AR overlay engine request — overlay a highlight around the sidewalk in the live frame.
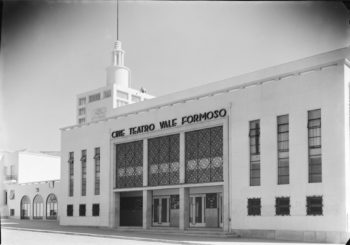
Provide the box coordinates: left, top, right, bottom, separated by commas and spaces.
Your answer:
0, 219, 342, 245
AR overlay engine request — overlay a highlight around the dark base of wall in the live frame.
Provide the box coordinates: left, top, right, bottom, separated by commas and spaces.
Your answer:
233, 229, 349, 244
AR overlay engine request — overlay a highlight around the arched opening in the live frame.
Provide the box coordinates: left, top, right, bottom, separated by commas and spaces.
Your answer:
46, 193, 58, 220
33, 194, 44, 219
20, 196, 31, 219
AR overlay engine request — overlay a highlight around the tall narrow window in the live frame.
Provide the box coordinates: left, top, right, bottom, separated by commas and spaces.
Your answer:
67, 204, 73, 216
92, 204, 100, 216
68, 152, 74, 196
79, 204, 86, 216
277, 115, 289, 184
81, 150, 87, 196
94, 147, 100, 195
308, 109, 322, 183
249, 120, 260, 186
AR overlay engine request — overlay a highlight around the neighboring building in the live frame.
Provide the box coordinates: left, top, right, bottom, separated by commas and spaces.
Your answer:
60, 41, 350, 243
0, 150, 60, 220
76, 41, 153, 125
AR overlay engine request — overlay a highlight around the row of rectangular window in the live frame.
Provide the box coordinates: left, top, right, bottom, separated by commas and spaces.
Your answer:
247, 196, 323, 216
249, 109, 321, 186
66, 203, 99, 217
68, 148, 100, 197
78, 90, 112, 106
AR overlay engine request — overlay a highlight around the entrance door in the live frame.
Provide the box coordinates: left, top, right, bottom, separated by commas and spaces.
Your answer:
189, 195, 205, 227
153, 196, 170, 226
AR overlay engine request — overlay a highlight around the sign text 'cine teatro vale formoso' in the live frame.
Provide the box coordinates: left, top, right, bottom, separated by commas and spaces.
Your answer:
111, 108, 227, 138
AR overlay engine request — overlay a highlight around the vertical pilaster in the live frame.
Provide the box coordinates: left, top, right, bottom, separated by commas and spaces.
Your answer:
143, 139, 148, 186
114, 192, 120, 228
179, 132, 185, 183
223, 116, 230, 232
179, 187, 189, 230
143, 190, 152, 229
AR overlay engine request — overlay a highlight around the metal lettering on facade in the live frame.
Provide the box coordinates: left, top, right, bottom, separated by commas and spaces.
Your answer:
111, 108, 227, 138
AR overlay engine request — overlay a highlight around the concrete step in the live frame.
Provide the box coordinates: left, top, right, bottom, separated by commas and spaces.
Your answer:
117, 226, 239, 238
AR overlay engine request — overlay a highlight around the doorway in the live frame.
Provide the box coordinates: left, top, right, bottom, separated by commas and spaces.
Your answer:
153, 196, 170, 226
189, 194, 205, 227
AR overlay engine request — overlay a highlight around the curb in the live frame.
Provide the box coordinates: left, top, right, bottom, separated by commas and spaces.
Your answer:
3, 226, 209, 245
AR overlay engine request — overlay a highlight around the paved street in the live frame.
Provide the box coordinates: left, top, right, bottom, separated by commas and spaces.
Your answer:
0, 219, 344, 245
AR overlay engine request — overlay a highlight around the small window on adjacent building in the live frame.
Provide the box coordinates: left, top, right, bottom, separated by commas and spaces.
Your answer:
10, 209, 14, 216
247, 198, 261, 216
78, 108, 86, 116
88, 93, 101, 103
67, 204, 73, 216
78, 97, 86, 106
103, 90, 111, 98
275, 197, 290, 216
79, 204, 86, 216
92, 204, 100, 216
249, 120, 260, 186
78, 118, 86, 125
131, 95, 141, 103
116, 90, 128, 100
306, 196, 323, 215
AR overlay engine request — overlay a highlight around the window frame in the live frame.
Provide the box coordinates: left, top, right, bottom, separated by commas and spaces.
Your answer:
307, 109, 322, 183
247, 198, 261, 216
306, 196, 323, 216
67, 204, 73, 217
79, 204, 86, 217
275, 197, 290, 216
249, 120, 260, 186
92, 204, 100, 216
94, 147, 101, 195
81, 150, 87, 196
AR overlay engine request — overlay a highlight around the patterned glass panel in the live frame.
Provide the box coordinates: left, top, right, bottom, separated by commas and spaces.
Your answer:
185, 126, 223, 183
148, 134, 180, 186
116, 140, 143, 188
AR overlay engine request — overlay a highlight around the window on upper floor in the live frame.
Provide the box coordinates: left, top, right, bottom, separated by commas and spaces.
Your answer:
104, 90, 112, 98
94, 147, 100, 195
277, 115, 289, 185
88, 93, 101, 103
249, 120, 260, 186
78, 108, 86, 116
308, 109, 322, 183
116, 90, 128, 100
78, 97, 86, 106
131, 95, 141, 103
81, 150, 87, 196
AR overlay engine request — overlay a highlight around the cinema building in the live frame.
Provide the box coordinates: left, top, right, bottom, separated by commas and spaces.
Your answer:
60, 42, 350, 243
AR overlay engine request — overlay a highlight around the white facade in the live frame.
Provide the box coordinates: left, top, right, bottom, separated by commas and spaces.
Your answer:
60, 47, 350, 243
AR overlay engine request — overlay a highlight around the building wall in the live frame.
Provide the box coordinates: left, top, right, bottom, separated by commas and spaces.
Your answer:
60, 49, 349, 238
5, 180, 60, 220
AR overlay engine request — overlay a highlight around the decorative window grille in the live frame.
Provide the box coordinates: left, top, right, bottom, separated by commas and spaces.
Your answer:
247, 198, 261, 216
275, 197, 290, 215
116, 141, 143, 188
79, 204, 86, 216
148, 134, 180, 186
306, 196, 323, 215
185, 126, 223, 183
308, 109, 322, 183
67, 204, 73, 216
277, 115, 289, 185
92, 204, 100, 216
68, 152, 74, 196
94, 147, 100, 195
81, 150, 87, 196
249, 120, 260, 186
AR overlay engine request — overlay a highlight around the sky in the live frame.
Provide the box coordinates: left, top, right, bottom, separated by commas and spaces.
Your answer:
0, 1, 349, 152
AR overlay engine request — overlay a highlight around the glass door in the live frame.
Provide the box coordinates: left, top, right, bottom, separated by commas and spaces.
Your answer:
153, 196, 170, 226
189, 194, 205, 227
